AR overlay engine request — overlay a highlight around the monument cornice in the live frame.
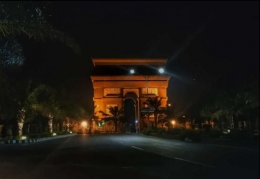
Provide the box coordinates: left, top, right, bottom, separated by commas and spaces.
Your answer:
92, 58, 167, 66
91, 75, 170, 81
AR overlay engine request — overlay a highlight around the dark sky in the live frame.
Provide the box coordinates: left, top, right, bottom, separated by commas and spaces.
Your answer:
22, 1, 259, 115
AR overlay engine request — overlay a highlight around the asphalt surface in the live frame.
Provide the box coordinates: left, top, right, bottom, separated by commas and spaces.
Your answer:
0, 134, 258, 179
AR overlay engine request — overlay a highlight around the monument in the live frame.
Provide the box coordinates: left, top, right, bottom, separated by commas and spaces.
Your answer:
90, 58, 170, 132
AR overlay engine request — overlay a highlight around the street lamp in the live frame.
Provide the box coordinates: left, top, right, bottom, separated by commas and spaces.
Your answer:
171, 120, 176, 128
81, 121, 87, 127
158, 68, 164, 74
130, 69, 135, 74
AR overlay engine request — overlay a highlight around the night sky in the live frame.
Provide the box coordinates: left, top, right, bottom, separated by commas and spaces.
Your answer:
22, 1, 259, 115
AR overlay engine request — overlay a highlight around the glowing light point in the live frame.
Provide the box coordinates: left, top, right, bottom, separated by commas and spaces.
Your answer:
21, 136, 26, 140
171, 120, 176, 125
82, 121, 87, 127
158, 68, 164, 74
130, 69, 135, 74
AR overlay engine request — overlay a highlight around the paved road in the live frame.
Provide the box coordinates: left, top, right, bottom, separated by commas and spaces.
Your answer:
0, 134, 258, 179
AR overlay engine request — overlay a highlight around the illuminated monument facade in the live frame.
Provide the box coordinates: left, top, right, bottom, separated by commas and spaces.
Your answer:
90, 58, 170, 132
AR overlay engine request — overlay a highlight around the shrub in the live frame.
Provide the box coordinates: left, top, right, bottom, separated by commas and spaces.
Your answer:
157, 128, 166, 135
94, 130, 100, 134
142, 127, 154, 135
230, 129, 251, 140
41, 132, 53, 138
209, 129, 223, 138
167, 128, 182, 135
56, 131, 69, 135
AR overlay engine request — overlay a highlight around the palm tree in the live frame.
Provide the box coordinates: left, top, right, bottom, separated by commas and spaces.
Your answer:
146, 96, 162, 128
27, 85, 60, 133
86, 104, 99, 134
0, 2, 80, 54
200, 105, 215, 129
0, 2, 81, 137
99, 106, 124, 133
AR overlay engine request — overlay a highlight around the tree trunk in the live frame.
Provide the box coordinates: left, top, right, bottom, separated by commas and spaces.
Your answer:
154, 112, 158, 128
66, 117, 70, 132
114, 119, 118, 133
59, 120, 63, 131
48, 114, 53, 133
17, 109, 25, 137
17, 119, 24, 137
0, 125, 3, 139
219, 118, 223, 131
88, 119, 92, 134
6, 124, 13, 139
233, 115, 238, 129
229, 116, 234, 129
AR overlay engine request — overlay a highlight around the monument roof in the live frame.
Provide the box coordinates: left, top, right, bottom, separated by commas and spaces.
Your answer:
92, 58, 167, 66
91, 65, 167, 76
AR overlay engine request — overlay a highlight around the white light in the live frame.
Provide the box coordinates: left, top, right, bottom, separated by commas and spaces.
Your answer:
52, 133, 57, 136
135, 120, 138, 123
130, 69, 135, 74
158, 68, 164, 74
21, 136, 26, 140
70, 131, 72, 134
82, 121, 87, 127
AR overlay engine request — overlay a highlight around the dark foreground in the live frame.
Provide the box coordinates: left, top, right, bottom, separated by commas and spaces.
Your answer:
0, 134, 258, 179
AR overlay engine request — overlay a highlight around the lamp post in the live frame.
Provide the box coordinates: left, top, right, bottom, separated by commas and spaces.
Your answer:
81, 121, 87, 134
171, 120, 176, 129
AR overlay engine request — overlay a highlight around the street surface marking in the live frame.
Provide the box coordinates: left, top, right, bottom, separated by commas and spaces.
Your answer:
174, 157, 215, 168
131, 146, 144, 150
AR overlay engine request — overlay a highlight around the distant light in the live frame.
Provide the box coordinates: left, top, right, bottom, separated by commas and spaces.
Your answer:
183, 116, 185, 118
21, 136, 26, 140
168, 103, 171, 107
82, 121, 87, 127
130, 69, 135, 74
158, 68, 164, 74
227, 130, 230, 133
171, 120, 176, 125
135, 120, 138, 123
52, 133, 57, 136
70, 131, 72, 134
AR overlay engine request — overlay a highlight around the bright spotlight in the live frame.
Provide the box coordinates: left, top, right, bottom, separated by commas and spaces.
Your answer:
158, 68, 164, 74
81, 121, 87, 127
130, 69, 135, 74
171, 120, 176, 125
21, 136, 27, 140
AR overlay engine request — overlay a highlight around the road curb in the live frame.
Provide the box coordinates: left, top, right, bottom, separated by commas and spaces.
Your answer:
0, 134, 76, 145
